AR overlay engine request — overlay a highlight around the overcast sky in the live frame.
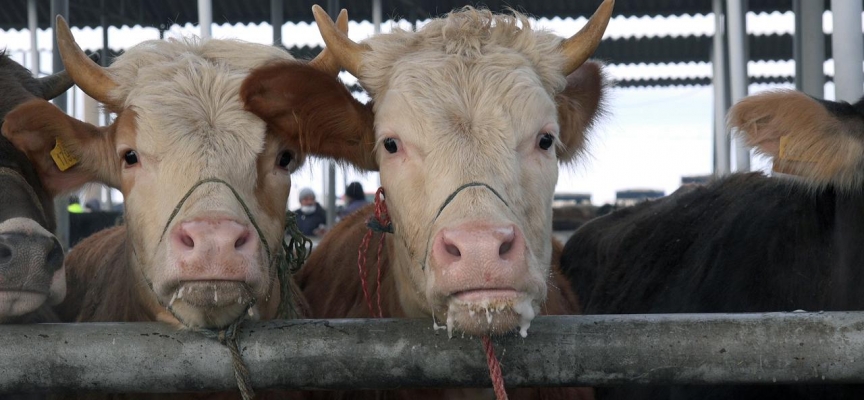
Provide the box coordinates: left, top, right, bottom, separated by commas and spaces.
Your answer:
0, 10, 845, 209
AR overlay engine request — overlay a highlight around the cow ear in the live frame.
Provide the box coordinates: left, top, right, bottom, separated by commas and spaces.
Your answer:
556, 61, 607, 163
242, 61, 378, 171
729, 90, 864, 189
1, 99, 110, 196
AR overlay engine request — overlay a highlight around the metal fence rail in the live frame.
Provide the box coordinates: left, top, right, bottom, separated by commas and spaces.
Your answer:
2, 312, 864, 393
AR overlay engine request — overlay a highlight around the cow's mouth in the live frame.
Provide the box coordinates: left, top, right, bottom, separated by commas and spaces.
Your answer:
0, 291, 48, 318
170, 280, 253, 309
441, 289, 536, 338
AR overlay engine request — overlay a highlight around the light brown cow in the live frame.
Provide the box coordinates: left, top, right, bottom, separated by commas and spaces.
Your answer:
243, 2, 612, 398
3, 10, 345, 331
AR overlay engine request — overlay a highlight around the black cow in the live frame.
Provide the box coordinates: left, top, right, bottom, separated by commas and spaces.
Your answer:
0, 51, 82, 323
562, 90, 864, 399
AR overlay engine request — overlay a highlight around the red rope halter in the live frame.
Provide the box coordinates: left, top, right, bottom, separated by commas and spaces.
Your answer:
356, 187, 508, 399
357, 187, 390, 318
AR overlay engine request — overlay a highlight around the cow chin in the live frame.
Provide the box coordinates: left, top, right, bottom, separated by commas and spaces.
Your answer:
166, 281, 257, 329
436, 291, 539, 338
0, 292, 47, 320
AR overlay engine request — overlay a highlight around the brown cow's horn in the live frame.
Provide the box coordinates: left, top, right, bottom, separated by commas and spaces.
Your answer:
55, 16, 118, 104
560, 0, 614, 75
312, 5, 369, 78
308, 9, 349, 76
36, 70, 74, 101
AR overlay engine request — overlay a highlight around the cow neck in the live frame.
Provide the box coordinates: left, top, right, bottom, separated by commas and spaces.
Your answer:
831, 188, 864, 309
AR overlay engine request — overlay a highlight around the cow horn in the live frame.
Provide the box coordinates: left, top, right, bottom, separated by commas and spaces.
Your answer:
308, 9, 349, 76
560, 0, 614, 75
37, 53, 99, 101
55, 16, 118, 104
312, 5, 369, 78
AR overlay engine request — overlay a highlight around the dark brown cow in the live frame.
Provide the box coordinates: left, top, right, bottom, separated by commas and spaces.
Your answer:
242, 1, 613, 397
0, 51, 83, 324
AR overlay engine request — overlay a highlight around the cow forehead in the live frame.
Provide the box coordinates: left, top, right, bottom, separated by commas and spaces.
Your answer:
360, 8, 568, 102
105, 39, 290, 181
377, 64, 558, 146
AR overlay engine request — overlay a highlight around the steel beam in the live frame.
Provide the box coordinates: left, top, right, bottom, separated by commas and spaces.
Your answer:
50, 0, 70, 250
712, 0, 730, 177
27, 0, 39, 75
793, 0, 825, 98
831, 0, 864, 102
727, 0, 750, 172
3, 313, 864, 392
198, 0, 212, 39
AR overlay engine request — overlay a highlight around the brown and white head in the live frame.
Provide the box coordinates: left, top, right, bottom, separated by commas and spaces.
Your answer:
2, 15, 347, 329
730, 90, 864, 191
245, 2, 612, 337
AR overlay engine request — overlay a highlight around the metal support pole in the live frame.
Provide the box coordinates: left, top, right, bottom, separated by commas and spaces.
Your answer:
325, 0, 340, 228
712, 0, 730, 177
271, 0, 283, 48
197, 0, 212, 39
4, 313, 864, 392
27, 0, 39, 75
50, 0, 69, 250
727, 0, 749, 172
793, 0, 825, 98
831, 0, 864, 103
373, 0, 382, 34
100, 0, 109, 67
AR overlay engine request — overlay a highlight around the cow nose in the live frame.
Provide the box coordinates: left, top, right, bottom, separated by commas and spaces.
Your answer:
432, 223, 524, 266
0, 233, 61, 271
173, 219, 257, 256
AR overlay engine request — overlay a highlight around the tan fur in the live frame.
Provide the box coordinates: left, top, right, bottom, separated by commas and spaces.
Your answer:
729, 90, 864, 191
246, 8, 607, 397
4, 34, 315, 325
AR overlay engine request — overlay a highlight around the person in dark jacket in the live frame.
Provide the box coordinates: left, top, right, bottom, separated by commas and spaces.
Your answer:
293, 188, 327, 237
338, 181, 369, 220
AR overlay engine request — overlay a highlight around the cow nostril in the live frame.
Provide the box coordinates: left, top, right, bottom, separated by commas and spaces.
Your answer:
234, 232, 249, 249
499, 240, 513, 256
0, 243, 11, 263
445, 243, 461, 257
181, 234, 194, 249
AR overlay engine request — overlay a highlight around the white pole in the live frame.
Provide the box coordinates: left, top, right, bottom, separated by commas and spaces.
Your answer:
727, 0, 750, 172
831, 0, 864, 103
197, 0, 212, 39
712, 0, 730, 177
793, 0, 825, 98
28, 0, 39, 75
373, 0, 382, 34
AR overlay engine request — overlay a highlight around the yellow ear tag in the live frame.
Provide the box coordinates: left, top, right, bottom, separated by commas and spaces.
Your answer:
50, 138, 78, 172
777, 135, 814, 162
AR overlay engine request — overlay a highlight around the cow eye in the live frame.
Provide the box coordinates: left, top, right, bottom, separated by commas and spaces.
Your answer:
123, 150, 139, 166
383, 138, 399, 154
277, 151, 293, 169
538, 133, 555, 151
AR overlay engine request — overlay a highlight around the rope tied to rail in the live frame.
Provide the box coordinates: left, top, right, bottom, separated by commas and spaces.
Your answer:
358, 187, 391, 318
155, 178, 312, 399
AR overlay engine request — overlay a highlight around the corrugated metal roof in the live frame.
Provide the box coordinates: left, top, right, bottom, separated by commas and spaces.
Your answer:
287, 33, 824, 66
0, 0, 818, 31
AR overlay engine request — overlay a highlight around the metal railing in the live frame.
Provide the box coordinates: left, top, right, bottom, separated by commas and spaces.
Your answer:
2, 311, 864, 393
